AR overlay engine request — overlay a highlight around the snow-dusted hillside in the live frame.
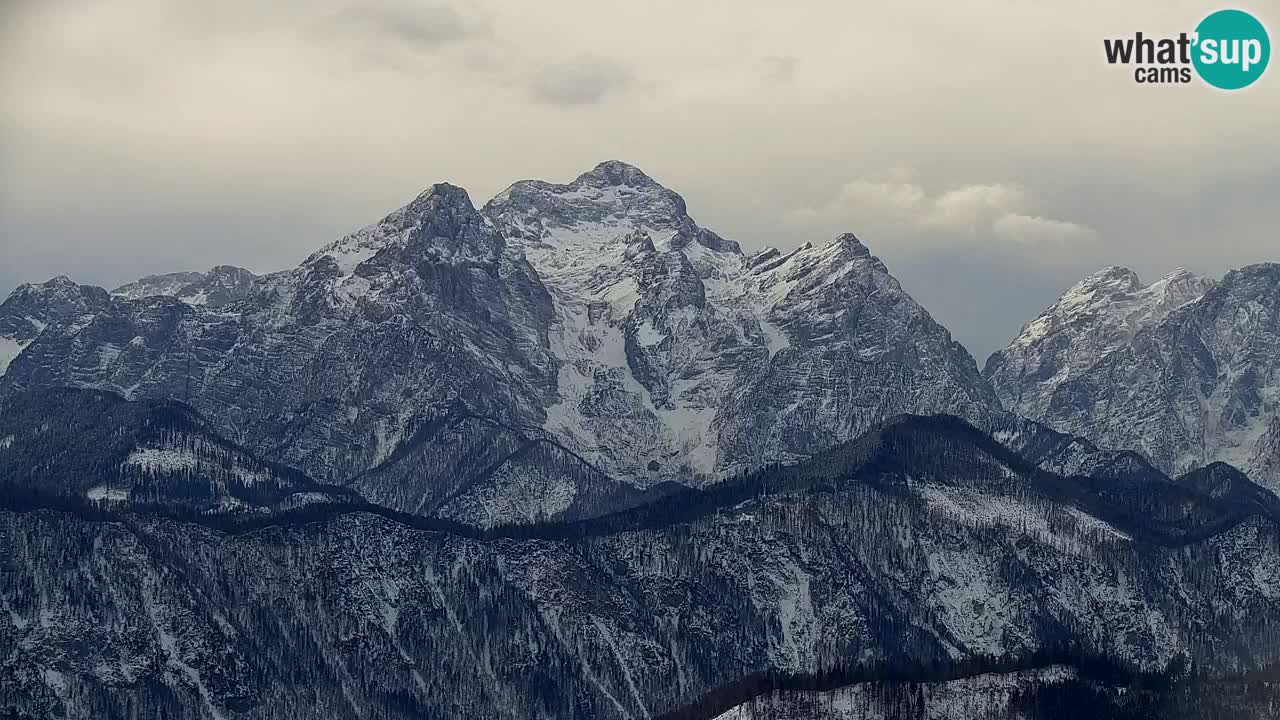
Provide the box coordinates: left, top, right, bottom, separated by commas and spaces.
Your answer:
3, 413, 1278, 720
0, 387, 353, 513
986, 263, 1280, 491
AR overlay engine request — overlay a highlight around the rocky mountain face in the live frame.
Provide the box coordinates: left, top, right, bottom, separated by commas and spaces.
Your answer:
2, 404, 1278, 720
986, 264, 1280, 492
0, 162, 999, 519
0, 276, 110, 375
1, 185, 563, 508
985, 266, 1217, 420
484, 163, 996, 482
113, 265, 259, 307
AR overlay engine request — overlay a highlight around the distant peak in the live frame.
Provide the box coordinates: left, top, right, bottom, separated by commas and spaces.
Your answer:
207, 264, 253, 276
1086, 265, 1138, 281
14, 275, 87, 297
409, 182, 476, 209
399, 183, 485, 224
574, 160, 660, 188
1227, 262, 1280, 282
1073, 266, 1142, 292
1069, 266, 1214, 302
828, 232, 871, 257
1152, 267, 1216, 293
1214, 262, 1280, 300
303, 181, 494, 274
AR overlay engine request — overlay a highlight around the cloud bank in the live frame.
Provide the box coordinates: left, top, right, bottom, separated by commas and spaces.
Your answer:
793, 175, 1097, 247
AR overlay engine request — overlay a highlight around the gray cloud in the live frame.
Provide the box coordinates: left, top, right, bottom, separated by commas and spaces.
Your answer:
761, 56, 798, 84
328, 3, 485, 51
527, 56, 633, 107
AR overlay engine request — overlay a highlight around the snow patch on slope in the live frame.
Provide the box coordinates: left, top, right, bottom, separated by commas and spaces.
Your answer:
0, 336, 30, 376
925, 548, 1018, 656
758, 317, 790, 357
508, 203, 911, 483
917, 482, 1132, 549
87, 485, 130, 502
124, 448, 201, 474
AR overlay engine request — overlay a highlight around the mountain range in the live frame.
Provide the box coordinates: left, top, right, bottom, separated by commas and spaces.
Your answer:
0, 162, 1005, 521
0, 161, 1277, 718
987, 263, 1279, 490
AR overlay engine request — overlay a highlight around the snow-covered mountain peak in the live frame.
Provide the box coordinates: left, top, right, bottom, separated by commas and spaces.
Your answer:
401, 180, 478, 213
0, 277, 111, 376
8, 275, 102, 304
985, 265, 1216, 400
1, 277, 109, 339
573, 159, 664, 189
998, 266, 1214, 357
30, 275, 77, 290
986, 261, 1278, 491
1054, 265, 1208, 315
1225, 261, 1280, 287
484, 161, 741, 259
482, 165, 995, 481
831, 231, 871, 255
308, 181, 501, 278
113, 265, 258, 306
113, 272, 207, 301
1077, 264, 1141, 287
3, 165, 999, 494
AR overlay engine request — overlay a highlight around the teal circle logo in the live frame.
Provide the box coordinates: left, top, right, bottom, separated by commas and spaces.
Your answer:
1192, 9, 1270, 89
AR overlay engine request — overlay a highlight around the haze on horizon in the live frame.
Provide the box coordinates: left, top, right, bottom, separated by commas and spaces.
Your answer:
2, 0, 1277, 360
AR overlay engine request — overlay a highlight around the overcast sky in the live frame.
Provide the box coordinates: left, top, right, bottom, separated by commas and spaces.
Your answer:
2, 0, 1277, 361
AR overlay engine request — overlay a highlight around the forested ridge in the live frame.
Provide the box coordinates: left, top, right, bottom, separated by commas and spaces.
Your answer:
3, 389, 1280, 719
4, 408, 1276, 549
654, 643, 1280, 720
662, 664, 1280, 720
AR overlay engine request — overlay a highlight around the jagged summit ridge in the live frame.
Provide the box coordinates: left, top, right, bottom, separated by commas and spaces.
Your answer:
0, 277, 110, 376
306, 182, 500, 278
986, 265, 1214, 393
0, 161, 1003, 500
113, 265, 258, 307
987, 261, 1279, 491
574, 159, 665, 189
485, 160, 741, 256
481, 162, 997, 481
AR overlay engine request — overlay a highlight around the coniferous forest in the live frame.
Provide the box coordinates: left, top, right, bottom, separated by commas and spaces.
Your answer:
2, 388, 1279, 719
